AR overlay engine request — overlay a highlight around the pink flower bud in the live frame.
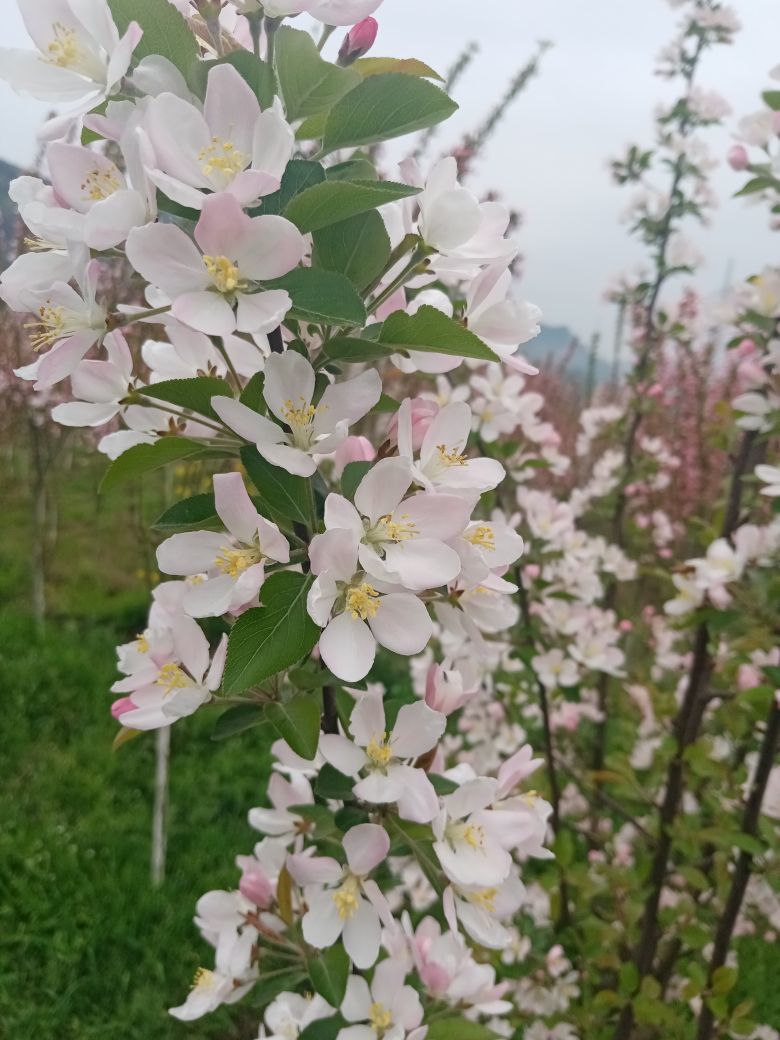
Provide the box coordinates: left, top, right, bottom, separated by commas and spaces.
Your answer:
727, 144, 749, 171
111, 696, 136, 721
388, 397, 438, 451
735, 338, 757, 358
239, 869, 274, 908
619, 619, 634, 633
338, 17, 378, 65
647, 382, 663, 398
425, 662, 477, 715
523, 563, 541, 580
332, 435, 376, 478
737, 663, 761, 691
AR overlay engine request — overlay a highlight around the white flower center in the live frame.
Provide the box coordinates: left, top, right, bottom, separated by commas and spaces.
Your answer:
156, 663, 193, 697
345, 583, 380, 621
215, 544, 263, 577
46, 22, 81, 68
367, 513, 417, 545
331, 875, 361, 920
82, 166, 121, 202
436, 443, 468, 468
466, 525, 495, 550
365, 732, 393, 768
369, 1002, 393, 1035
203, 255, 244, 294
198, 137, 248, 186
24, 302, 86, 351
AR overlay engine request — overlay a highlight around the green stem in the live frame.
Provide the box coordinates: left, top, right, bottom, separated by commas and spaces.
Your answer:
367, 249, 429, 317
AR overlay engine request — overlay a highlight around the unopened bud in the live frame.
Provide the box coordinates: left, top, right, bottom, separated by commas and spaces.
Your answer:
727, 144, 749, 171
239, 869, 274, 908
337, 17, 378, 65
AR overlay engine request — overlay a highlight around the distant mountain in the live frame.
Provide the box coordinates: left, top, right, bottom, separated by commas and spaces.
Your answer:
524, 323, 614, 386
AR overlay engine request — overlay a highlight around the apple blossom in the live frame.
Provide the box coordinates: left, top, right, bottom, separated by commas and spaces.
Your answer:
260, 993, 334, 1040
287, 823, 390, 968
339, 960, 425, 1040
156, 472, 290, 617
320, 691, 446, 822
213, 350, 381, 477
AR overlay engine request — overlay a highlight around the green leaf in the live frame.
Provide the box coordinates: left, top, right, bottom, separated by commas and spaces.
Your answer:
308, 944, 349, 1005
388, 817, 443, 896
285, 180, 420, 234
326, 158, 378, 181
314, 763, 355, 801
735, 175, 779, 198
193, 51, 275, 107
266, 691, 322, 760
140, 377, 233, 421
260, 160, 326, 216
425, 1021, 499, 1040
354, 57, 443, 80
100, 437, 218, 493
223, 572, 321, 694
341, 461, 372, 501
240, 371, 265, 412
321, 73, 457, 153
762, 90, 780, 111
268, 268, 366, 326
299, 1017, 343, 1040
313, 211, 391, 290
241, 446, 313, 528
107, 0, 198, 76
379, 305, 498, 361
372, 393, 400, 413
274, 26, 360, 121
152, 493, 219, 532
211, 703, 267, 741
712, 966, 738, 995
322, 337, 394, 364
251, 969, 307, 1008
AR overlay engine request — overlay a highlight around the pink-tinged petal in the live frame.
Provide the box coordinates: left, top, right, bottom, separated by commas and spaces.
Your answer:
336, 1027, 374, 1040
309, 528, 359, 581
302, 890, 344, 948
213, 471, 259, 544
353, 770, 405, 804
383, 539, 462, 591
257, 515, 290, 563
313, 369, 381, 437
390, 701, 446, 758
343, 822, 389, 876
319, 733, 367, 777
235, 288, 291, 334
402, 492, 472, 540
343, 898, 381, 969
340, 975, 372, 1023
106, 21, 143, 91
125, 222, 208, 297
146, 168, 207, 210
236, 214, 306, 280
211, 396, 283, 445
369, 593, 432, 656
392, 764, 440, 823
263, 351, 315, 423
444, 778, 497, 820
172, 291, 236, 336
51, 401, 118, 427
34, 331, 99, 389
84, 189, 148, 250
204, 63, 260, 153
206, 633, 228, 690
182, 575, 238, 618
194, 192, 250, 257
420, 401, 471, 465
349, 692, 386, 747
287, 852, 342, 886
227, 169, 280, 207
258, 442, 317, 477
0, 50, 98, 101
251, 102, 295, 183
371, 959, 406, 1010
145, 92, 210, 187
441, 457, 505, 492
319, 612, 376, 683
324, 494, 363, 537
353, 457, 411, 525
172, 614, 211, 681
156, 530, 226, 575
47, 143, 125, 214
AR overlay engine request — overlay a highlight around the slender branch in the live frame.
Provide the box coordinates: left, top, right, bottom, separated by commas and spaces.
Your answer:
695, 701, 780, 1040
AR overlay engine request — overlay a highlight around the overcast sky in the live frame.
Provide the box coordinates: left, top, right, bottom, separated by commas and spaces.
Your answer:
0, 0, 777, 348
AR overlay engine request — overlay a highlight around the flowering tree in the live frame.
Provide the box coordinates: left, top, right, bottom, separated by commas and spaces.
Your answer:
1, 1, 778, 1039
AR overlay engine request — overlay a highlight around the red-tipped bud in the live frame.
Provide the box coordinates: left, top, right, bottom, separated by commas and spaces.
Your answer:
338, 17, 378, 65
727, 144, 749, 171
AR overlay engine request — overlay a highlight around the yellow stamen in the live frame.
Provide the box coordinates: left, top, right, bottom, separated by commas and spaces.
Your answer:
282, 398, 317, 430
345, 583, 380, 621
376, 513, 416, 542
136, 633, 149, 654
191, 967, 217, 990
365, 733, 393, 768
436, 443, 468, 467
24, 304, 68, 351
156, 663, 190, 696
198, 137, 248, 181
332, 876, 360, 920
466, 525, 496, 551
81, 166, 121, 202
46, 23, 80, 68
469, 887, 498, 912
462, 823, 486, 850
369, 1002, 393, 1033
215, 545, 262, 577
203, 255, 244, 294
